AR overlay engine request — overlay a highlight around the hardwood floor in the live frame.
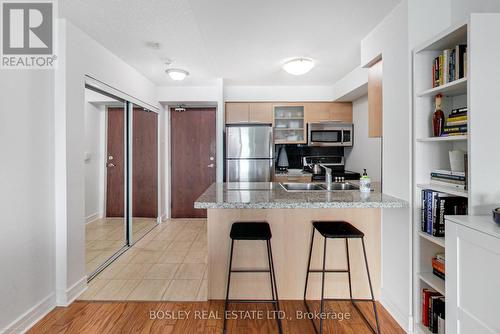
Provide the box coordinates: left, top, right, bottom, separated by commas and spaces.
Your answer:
29, 300, 405, 333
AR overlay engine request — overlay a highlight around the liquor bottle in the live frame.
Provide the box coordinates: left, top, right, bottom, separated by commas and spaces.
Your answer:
432, 94, 445, 137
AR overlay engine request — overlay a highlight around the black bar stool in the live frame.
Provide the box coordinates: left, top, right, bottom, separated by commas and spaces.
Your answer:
223, 222, 282, 334
303, 221, 381, 334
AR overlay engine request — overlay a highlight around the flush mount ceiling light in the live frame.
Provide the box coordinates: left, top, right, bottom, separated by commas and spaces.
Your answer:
166, 68, 189, 81
282, 57, 314, 75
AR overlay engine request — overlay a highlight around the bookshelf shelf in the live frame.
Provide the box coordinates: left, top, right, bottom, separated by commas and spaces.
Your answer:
416, 135, 467, 142
415, 21, 467, 53
419, 272, 445, 295
417, 77, 467, 97
419, 232, 445, 248
417, 183, 468, 198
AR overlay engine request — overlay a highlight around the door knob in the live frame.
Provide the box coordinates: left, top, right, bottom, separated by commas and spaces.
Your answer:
207, 164, 215, 168
107, 163, 115, 168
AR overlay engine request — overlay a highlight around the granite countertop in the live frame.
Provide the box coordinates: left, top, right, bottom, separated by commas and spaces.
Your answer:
194, 182, 408, 209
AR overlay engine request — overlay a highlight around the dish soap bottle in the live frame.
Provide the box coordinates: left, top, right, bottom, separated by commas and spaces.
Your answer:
359, 169, 371, 193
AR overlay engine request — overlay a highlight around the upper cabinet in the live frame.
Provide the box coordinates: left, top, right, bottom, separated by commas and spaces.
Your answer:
368, 59, 383, 138
225, 101, 353, 144
225, 102, 273, 124
305, 102, 353, 123
249, 103, 273, 123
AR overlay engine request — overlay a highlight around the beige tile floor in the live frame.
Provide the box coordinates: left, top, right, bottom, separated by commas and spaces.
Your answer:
85, 217, 158, 275
80, 219, 207, 302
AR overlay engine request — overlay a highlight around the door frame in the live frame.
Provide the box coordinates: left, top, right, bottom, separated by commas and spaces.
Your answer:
168, 105, 218, 218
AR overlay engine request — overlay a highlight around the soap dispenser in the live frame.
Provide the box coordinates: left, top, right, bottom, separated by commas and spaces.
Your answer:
359, 169, 371, 193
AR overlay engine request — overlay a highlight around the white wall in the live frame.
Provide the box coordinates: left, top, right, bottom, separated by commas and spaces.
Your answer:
224, 85, 335, 101
360, 1, 412, 329
0, 71, 56, 332
83, 101, 105, 221
55, 19, 159, 305
344, 95, 382, 181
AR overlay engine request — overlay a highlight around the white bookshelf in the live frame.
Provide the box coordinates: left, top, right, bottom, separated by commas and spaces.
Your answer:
412, 21, 469, 333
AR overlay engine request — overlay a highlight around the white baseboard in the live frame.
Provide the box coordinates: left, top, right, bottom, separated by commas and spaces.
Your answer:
56, 276, 87, 307
380, 288, 411, 333
85, 212, 100, 224
2, 293, 56, 334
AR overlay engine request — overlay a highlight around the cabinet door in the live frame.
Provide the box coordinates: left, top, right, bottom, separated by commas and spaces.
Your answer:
329, 103, 353, 122
305, 103, 331, 123
225, 103, 249, 123
446, 221, 500, 334
368, 59, 383, 137
249, 103, 273, 123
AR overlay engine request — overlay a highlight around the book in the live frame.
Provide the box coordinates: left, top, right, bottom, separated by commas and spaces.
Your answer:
443, 49, 450, 84
429, 295, 443, 331
421, 189, 428, 232
439, 55, 444, 86
432, 169, 465, 177
432, 297, 445, 333
430, 179, 466, 190
446, 115, 467, 122
431, 176, 466, 185
433, 195, 468, 236
437, 297, 446, 334
443, 125, 467, 133
455, 44, 467, 79
436, 253, 445, 262
446, 120, 467, 126
430, 172, 466, 181
432, 257, 445, 274
433, 268, 445, 280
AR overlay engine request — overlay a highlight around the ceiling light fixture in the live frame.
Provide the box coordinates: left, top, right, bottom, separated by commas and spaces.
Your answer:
166, 68, 189, 81
282, 57, 314, 75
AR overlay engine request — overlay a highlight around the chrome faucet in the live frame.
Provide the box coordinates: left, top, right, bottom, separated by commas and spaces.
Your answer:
320, 164, 332, 190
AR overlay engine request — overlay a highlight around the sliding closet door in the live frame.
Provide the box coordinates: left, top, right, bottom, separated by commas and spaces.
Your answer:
130, 105, 158, 243
84, 87, 128, 277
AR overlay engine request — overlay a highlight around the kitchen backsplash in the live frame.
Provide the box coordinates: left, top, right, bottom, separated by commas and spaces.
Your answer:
275, 144, 343, 169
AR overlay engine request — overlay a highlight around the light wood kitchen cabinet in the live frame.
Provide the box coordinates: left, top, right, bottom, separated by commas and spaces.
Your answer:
304, 102, 353, 123
225, 103, 249, 123
273, 174, 312, 183
304, 103, 331, 123
249, 103, 273, 123
329, 103, 353, 122
368, 59, 383, 137
226, 102, 273, 124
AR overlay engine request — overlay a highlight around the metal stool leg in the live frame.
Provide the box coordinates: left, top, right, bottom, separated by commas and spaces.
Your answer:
303, 226, 315, 301
319, 237, 327, 334
345, 238, 353, 300
223, 240, 235, 334
267, 240, 283, 334
361, 238, 381, 334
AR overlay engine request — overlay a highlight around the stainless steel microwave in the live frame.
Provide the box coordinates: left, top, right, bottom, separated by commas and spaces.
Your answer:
307, 122, 353, 147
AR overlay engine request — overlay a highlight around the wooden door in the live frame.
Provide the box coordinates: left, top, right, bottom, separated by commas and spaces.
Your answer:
106, 107, 125, 217
171, 108, 216, 218
132, 108, 158, 218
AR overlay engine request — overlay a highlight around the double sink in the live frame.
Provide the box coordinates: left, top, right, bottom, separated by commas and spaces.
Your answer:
280, 182, 359, 192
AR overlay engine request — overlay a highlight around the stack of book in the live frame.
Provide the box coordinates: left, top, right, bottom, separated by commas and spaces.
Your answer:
430, 169, 466, 190
421, 189, 468, 237
422, 289, 445, 333
432, 44, 467, 87
442, 107, 467, 136
432, 253, 445, 280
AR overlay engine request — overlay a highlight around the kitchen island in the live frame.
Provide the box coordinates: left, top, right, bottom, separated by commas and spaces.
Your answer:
195, 182, 408, 300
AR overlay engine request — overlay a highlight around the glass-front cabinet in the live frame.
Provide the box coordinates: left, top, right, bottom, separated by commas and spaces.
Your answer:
273, 105, 305, 144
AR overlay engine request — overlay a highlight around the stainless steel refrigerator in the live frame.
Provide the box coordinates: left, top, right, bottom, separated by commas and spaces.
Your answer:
225, 124, 274, 182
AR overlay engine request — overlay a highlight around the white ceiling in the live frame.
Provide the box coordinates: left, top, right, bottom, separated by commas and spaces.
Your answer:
60, 0, 400, 86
